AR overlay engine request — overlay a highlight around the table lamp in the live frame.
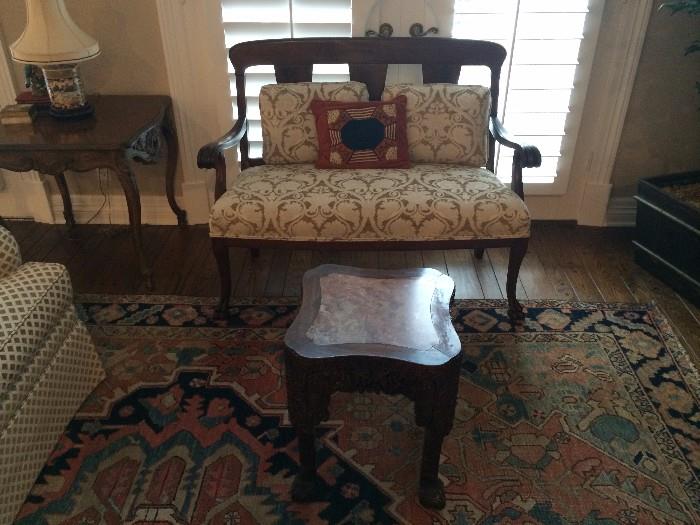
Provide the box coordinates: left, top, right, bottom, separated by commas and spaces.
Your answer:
10, 0, 100, 119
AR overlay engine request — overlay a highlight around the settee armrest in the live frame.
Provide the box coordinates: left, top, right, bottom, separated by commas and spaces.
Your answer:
0, 226, 22, 280
197, 118, 248, 199
490, 115, 542, 199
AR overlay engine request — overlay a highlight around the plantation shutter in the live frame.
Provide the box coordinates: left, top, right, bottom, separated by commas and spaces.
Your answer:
220, 0, 352, 158
453, 0, 603, 189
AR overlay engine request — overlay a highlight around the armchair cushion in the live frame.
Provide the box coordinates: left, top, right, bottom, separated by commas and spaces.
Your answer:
209, 164, 529, 242
381, 84, 490, 166
0, 247, 105, 523
260, 81, 369, 164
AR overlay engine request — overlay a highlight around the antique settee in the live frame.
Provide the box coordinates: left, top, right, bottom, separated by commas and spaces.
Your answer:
0, 226, 105, 523
198, 38, 541, 318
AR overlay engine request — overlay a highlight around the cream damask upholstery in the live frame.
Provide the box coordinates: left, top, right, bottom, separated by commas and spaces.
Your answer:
210, 164, 529, 242
260, 81, 369, 164
0, 226, 105, 524
381, 84, 491, 166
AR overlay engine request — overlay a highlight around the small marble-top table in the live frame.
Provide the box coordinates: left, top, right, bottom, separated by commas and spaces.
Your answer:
284, 264, 463, 509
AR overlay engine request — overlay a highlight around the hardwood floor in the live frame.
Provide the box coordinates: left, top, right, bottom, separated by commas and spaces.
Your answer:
5, 220, 699, 365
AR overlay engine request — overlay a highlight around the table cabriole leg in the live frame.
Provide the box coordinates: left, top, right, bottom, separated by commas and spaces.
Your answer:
54, 172, 76, 238
162, 112, 187, 226
417, 357, 461, 510
419, 428, 447, 509
286, 350, 326, 502
114, 160, 152, 289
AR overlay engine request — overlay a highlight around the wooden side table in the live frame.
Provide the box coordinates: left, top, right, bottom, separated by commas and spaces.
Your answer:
284, 264, 462, 509
0, 95, 186, 286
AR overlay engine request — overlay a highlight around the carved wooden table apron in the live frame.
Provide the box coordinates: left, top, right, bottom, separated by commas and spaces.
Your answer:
0, 95, 186, 286
284, 264, 463, 510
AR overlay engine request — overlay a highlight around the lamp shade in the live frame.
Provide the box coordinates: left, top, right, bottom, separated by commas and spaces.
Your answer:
10, 0, 100, 65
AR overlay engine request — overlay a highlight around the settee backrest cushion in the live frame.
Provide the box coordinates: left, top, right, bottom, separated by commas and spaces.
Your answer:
382, 84, 490, 167
260, 81, 369, 164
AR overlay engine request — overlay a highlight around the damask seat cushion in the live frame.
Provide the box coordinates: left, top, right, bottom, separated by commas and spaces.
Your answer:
209, 164, 530, 242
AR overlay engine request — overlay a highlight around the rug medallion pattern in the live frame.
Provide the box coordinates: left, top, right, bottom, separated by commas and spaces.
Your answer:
15, 297, 700, 524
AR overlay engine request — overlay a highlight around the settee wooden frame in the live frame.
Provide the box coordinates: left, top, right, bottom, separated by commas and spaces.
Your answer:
198, 37, 541, 319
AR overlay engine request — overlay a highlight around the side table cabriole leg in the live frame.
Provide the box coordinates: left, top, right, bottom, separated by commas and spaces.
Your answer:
162, 111, 187, 226
54, 173, 77, 238
114, 160, 152, 289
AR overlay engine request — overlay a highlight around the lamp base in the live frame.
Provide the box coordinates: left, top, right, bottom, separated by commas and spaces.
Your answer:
42, 63, 93, 120
49, 101, 93, 120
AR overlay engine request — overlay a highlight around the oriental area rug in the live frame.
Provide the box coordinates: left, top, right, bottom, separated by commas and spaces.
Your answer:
14, 297, 700, 525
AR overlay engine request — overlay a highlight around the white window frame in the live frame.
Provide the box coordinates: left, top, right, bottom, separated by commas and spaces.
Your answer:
154, 0, 652, 225
453, 0, 606, 196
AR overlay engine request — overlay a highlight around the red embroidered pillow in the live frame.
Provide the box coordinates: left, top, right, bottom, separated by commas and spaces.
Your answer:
310, 96, 410, 169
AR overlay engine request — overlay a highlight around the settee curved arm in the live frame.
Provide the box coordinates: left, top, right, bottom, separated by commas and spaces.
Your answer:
197, 118, 248, 199
490, 115, 542, 199
197, 118, 247, 169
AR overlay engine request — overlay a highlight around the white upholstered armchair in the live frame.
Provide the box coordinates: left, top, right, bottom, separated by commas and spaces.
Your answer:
0, 226, 105, 523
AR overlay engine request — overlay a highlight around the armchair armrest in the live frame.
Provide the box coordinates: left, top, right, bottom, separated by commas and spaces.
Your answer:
0, 226, 22, 280
197, 118, 248, 199
490, 115, 542, 199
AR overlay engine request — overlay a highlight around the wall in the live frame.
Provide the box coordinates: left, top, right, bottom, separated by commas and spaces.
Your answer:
1, 0, 169, 96
0, 0, 177, 223
611, 0, 700, 197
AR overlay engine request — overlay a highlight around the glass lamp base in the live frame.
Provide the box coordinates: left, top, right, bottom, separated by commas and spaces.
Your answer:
48, 102, 94, 120
42, 63, 93, 120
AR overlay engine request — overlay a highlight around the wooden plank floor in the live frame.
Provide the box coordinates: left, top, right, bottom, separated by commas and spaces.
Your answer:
5, 220, 699, 366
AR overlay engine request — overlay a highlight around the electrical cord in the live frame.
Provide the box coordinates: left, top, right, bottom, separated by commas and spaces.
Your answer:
85, 169, 108, 225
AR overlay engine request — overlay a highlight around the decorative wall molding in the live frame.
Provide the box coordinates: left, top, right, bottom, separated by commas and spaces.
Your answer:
575, 0, 653, 226
606, 196, 637, 227
156, 0, 233, 224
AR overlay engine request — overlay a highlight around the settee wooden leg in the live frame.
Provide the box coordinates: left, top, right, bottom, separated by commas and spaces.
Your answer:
506, 238, 528, 322
212, 239, 231, 316
474, 247, 485, 259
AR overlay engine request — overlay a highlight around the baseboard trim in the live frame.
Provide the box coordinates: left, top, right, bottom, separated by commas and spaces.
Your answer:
606, 196, 637, 227
49, 193, 185, 225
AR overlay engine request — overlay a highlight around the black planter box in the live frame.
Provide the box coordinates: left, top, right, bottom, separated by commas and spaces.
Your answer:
634, 171, 700, 305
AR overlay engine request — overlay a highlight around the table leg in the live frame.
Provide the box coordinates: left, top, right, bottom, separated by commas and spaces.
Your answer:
55, 173, 77, 238
115, 162, 152, 289
285, 351, 326, 502
415, 360, 461, 510
419, 428, 447, 509
292, 430, 318, 502
163, 111, 187, 226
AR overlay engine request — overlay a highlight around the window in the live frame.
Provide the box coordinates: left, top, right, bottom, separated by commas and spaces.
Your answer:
221, 0, 352, 157
453, 0, 603, 191
220, 0, 602, 188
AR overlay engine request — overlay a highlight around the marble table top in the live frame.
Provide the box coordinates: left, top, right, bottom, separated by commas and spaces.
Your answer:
285, 264, 461, 366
